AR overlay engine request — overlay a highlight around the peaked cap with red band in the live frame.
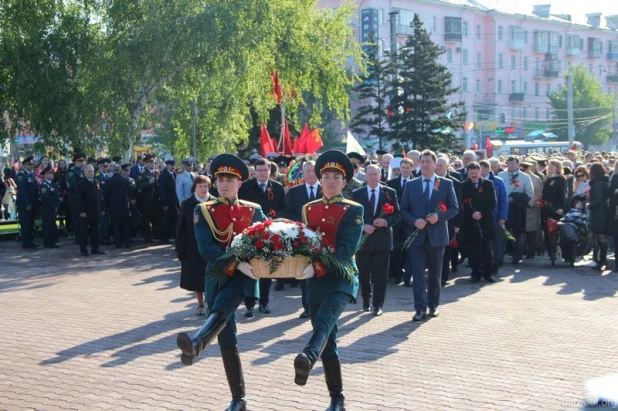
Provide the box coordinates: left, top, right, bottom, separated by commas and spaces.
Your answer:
315, 150, 354, 182
211, 153, 249, 181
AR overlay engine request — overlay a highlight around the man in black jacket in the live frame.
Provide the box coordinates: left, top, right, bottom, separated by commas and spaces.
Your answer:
238, 157, 286, 317
158, 159, 178, 242
386, 158, 413, 284
15, 156, 39, 248
352, 164, 401, 316
136, 154, 157, 242
462, 162, 496, 283
104, 164, 133, 248
283, 160, 322, 318
75, 165, 105, 256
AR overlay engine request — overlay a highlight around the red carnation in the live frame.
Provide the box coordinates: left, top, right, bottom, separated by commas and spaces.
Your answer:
269, 209, 276, 218
255, 240, 265, 249
448, 240, 459, 249
271, 234, 281, 243
248, 228, 257, 236
264, 220, 273, 227
463, 198, 472, 205
322, 237, 330, 246
293, 241, 300, 247
273, 242, 284, 251
301, 237, 307, 244
381, 203, 395, 215
438, 202, 447, 212
262, 232, 270, 240
256, 224, 265, 233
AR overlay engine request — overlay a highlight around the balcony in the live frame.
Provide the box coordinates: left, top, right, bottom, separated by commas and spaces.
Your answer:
445, 32, 462, 42
509, 93, 525, 102
566, 47, 581, 57
533, 69, 559, 78
608, 74, 618, 83
395, 24, 413, 35
607, 52, 618, 61
509, 39, 525, 51
545, 69, 559, 78
534, 42, 559, 55
588, 49, 601, 59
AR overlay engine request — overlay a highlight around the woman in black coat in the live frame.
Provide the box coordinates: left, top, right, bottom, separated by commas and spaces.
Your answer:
175, 175, 215, 315
541, 159, 567, 260
588, 163, 610, 270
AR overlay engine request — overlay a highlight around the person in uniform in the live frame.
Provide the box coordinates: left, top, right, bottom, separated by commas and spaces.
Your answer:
103, 163, 132, 248
175, 157, 194, 205
347, 152, 366, 182
121, 163, 141, 236
340, 172, 363, 200
238, 157, 286, 316
66, 153, 86, 244
294, 150, 364, 411
15, 156, 40, 248
136, 154, 157, 242
39, 166, 62, 248
158, 159, 178, 242
75, 165, 105, 256
176, 154, 267, 411
94, 158, 112, 245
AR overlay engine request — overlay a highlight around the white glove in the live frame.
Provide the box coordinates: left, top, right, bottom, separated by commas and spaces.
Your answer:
237, 262, 257, 280
298, 264, 315, 280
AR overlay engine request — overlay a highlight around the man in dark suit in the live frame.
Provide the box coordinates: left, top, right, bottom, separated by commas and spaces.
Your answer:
104, 163, 133, 248
75, 165, 105, 256
406, 150, 422, 178
379, 153, 393, 182
462, 162, 497, 283
386, 158, 414, 284
39, 166, 62, 248
15, 156, 40, 248
283, 160, 321, 318
352, 164, 401, 316
400, 150, 459, 321
129, 156, 145, 180
158, 159, 178, 242
238, 157, 286, 316
136, 154, 157, 242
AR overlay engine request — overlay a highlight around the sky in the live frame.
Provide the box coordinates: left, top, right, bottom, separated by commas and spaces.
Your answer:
482, 0, 618, 18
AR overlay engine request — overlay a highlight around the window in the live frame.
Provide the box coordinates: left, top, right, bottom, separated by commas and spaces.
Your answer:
589, 64, 593, 73
444, 17, 462, 41
498, 80, 503, 94
431, 16, 437, 32
599, 65, 603, 76
610, 40, 618, 54
511, 80, 517, 93
511, 55, 516, 69
499, 54, 503, 68
511, 108, 516, 119
546, 83, 551, 95
511, 26, 528, 43
498, 26, 503, 41
463, 49, 469, 64
523, 82, 528, 95
524, 57, 528, 70
535, 107, 539, 120
476, 25, 481, 40
463, 21, 469, 36
463, 77, 468, 92
535, 83, 539, 96
523, 107, 528, 119
476, 52, 482, 67
447, 48, 453, 63
393, 8, 414, 34
546, 108, 551, 119
476, 79, 481, 93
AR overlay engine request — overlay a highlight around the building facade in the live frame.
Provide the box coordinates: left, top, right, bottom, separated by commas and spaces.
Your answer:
319, 0, 618, 149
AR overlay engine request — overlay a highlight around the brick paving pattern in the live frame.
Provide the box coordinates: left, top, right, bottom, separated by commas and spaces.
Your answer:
1, 240, 617, 410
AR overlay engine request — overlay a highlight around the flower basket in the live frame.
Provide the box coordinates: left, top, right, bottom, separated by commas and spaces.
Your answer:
250, 255, 310, 279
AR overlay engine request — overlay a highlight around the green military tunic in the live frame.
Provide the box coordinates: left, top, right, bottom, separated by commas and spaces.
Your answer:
341, 177, 363, 200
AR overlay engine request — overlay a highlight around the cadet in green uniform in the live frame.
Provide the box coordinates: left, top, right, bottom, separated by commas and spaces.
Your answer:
66, 153, 86, 244
176, 154, 266, 411
39, 166, 62, 248
136, 154, 157, 242
340, 175, 363, 200
295, 150, 363, 411
94, 158, 112, 245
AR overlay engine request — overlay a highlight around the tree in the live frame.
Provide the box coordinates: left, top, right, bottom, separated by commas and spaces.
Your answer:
548, 64, 614, 147
387, 14, 466, 151
350, 33, 390, 150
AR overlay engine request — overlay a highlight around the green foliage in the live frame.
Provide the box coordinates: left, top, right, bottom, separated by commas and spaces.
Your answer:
387, 14, 466, 151
350, 32, 391, 150
548, 65, 614, 147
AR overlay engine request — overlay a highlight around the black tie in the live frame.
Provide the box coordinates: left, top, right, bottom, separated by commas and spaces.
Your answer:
423, 179, 431, 202
309, 186, 315, 200
369, 189, 376, 217
402, 178, 407, 188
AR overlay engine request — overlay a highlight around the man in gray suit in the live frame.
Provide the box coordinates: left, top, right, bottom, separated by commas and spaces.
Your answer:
400, 150, 459, 322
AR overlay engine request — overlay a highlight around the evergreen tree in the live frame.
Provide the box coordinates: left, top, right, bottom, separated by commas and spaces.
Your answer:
350, 32, 390, 150
387, 14, 466, 151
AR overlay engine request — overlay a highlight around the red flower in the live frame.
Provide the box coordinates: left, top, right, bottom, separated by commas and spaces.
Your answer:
269, 209, 276, 218
273, 242, 284, 251
262, 232, 270, 240
263, 220, 273, 227
537, 199, 545, 208
438, 202, 447, 212
448, 240, 459, 249
322, 237, 330, 246
256, 224, 265, 233
248, 228, 257, 236
381, 203, 395, 215
513, 181, 520, 188
292, 241, 300, 247
301, 237, 307, 244
255, 240, 265, 249
463, 198, 472, 205
271, 234, 281, 243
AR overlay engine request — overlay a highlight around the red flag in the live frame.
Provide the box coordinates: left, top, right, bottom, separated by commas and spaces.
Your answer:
305, 128, 324, 153
294, 124, 310, 154
260, 123, 276, 157
485, 137, 493, 157
283, 121, 293, 155
271, 72, 282, 104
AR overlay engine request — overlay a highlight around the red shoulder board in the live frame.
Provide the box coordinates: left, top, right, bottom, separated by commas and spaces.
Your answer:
304, 203, 350, 250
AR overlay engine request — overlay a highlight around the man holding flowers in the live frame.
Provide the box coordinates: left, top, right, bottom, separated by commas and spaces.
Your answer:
176, 154, 267, 411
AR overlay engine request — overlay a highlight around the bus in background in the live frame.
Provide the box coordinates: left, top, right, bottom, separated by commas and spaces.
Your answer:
490, 140, 583, 157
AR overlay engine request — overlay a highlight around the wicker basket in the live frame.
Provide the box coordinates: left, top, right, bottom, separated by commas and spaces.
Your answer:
250, 255, 310, 279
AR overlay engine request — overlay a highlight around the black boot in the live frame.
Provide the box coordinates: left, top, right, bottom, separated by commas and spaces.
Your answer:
176, 311, 227, 365
592, 242, 608, 271
323, 359, 346, 411
221, 347, 247, 411
294, 331, 329, 386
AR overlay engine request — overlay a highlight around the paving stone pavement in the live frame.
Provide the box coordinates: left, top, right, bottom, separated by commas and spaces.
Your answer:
1, 239, 617, 411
